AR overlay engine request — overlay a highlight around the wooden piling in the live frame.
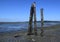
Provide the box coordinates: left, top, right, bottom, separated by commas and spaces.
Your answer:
27, 7, 33, 35
27, 2, 37, 35
40, 8, 44, 37
34, 5, 37, 35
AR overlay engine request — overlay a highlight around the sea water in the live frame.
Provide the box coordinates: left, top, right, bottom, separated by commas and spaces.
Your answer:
0, 22, 60, 32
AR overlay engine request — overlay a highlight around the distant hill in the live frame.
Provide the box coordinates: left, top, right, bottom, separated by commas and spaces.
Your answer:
37, 21, 60, 23
0, 21, 60, 24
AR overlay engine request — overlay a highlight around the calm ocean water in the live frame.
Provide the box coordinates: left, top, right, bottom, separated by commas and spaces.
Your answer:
0, 22, 60, 32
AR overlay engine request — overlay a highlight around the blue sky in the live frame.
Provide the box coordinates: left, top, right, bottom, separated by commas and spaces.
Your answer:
0, 0, 60, 22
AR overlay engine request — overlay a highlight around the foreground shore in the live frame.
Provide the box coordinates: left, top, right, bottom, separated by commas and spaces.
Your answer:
0, 24, 60, 42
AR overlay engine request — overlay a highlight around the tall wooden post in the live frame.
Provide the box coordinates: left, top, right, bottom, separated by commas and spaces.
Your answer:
34, 4, 37, 35
27, 2, 37, 35
40, 8, 44, 37
27, 6, 33, 35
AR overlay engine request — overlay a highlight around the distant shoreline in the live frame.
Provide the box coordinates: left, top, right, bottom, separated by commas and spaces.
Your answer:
0, 21, 60, 24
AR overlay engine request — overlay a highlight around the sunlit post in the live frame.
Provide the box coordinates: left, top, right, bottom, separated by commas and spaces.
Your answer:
40, 8, 44, 37
27, 4, 33, 35
27, 2, 37, 35
33, 2, 37, 35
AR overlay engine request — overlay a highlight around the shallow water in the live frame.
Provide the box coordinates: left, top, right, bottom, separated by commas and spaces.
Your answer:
0, 22, 60, 32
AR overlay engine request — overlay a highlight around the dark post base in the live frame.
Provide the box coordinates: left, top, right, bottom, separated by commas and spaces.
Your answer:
40, 29, 44, 37
34, 31, 37, 36
27, 33, 34, 35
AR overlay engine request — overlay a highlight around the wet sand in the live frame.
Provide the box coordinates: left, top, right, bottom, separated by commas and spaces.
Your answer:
0, 24, 60, 42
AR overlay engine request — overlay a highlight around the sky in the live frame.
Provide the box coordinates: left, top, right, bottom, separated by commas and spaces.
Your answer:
0, 0, 60, 22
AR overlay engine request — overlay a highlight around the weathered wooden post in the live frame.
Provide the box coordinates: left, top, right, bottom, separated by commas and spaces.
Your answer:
27, 2, 37, 35
40, 8, 44, 37
33, 2, 37, 35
